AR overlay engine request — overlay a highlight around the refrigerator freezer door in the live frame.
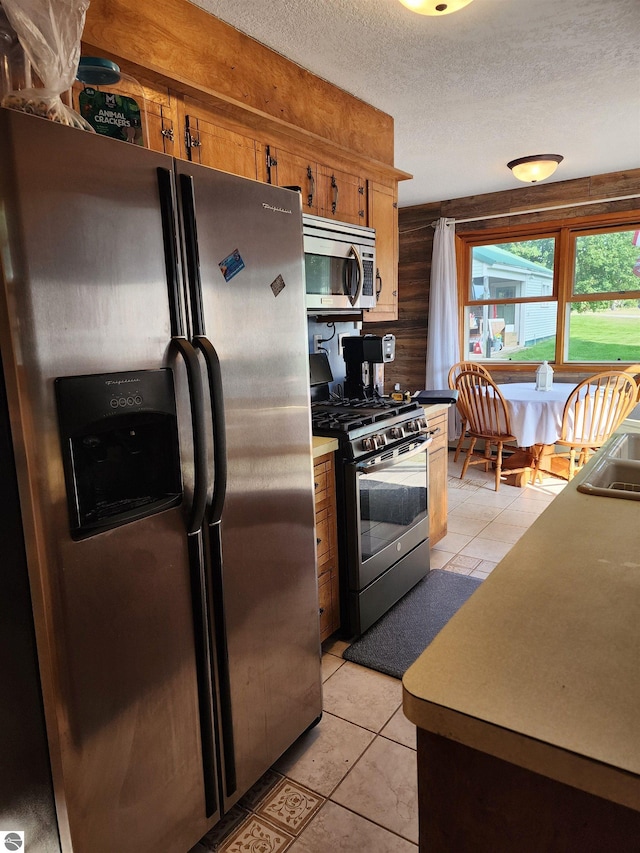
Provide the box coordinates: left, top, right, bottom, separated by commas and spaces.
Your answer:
176, 161, 322, 808
0, 110, 212, 852
0, 356, 60, 851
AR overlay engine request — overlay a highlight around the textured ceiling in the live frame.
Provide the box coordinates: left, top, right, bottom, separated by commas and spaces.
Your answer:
191, 0, 640, 207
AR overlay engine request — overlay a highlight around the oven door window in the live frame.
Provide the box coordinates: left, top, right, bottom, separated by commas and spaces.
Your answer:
305, 252, 359, 300
359, 451, 428, 561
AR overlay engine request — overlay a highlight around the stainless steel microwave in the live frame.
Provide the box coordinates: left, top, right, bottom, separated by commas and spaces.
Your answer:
303, 214, 376, 312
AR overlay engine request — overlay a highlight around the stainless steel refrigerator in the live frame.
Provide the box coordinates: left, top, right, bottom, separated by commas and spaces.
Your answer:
0, 107, 322, 853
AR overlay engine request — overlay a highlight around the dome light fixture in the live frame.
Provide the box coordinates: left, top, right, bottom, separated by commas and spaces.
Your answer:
398, 0, 475, 15
507, 154, 564, 184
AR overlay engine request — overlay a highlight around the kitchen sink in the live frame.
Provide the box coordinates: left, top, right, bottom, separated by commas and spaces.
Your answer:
604, 431, 640, 461
577, 433, 640, 500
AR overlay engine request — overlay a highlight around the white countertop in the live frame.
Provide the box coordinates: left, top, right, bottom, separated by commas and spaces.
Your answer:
312, 435, 339, 458
421, 402, 451, 418
403, 413, 640, 811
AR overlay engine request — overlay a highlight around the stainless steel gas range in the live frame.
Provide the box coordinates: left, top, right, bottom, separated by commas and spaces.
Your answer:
311, 396, 434, 637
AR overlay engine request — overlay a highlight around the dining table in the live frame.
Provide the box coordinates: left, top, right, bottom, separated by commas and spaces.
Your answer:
497, 382, 577, 447
496, 381, 577, 484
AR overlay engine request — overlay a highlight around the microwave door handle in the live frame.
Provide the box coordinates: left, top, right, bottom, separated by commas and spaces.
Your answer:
348, 244, 364, 307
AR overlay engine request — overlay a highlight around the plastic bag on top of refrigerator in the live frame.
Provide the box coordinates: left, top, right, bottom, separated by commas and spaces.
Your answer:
0, 0, 93, 130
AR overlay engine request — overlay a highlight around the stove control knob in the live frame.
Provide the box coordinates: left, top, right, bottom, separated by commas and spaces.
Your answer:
406, 418, 427, 434
363, 433, 386, 451
389, 426, 405, 439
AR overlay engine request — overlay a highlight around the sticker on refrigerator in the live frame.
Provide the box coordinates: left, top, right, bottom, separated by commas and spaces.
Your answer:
219, 249, 245, 282
270, 274, 286, 297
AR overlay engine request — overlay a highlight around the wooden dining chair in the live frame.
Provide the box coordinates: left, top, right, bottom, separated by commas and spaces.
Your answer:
454, 369, 529, 491
533, 371, 639, 482
447, 361, 492, 462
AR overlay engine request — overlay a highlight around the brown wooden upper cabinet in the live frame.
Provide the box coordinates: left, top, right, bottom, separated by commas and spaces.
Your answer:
70, 63, 400, 322
183, 117, 263, 181
364, 179, 399, 322
266, 146, 319, 215
317, 164, 365, 226
268, 145, 365, 226
70, 76, 177, 156
145, 100, 175, 155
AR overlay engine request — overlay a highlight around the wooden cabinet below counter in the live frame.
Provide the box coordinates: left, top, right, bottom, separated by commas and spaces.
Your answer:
313, 452, 340, 642
425, 407, 449, 546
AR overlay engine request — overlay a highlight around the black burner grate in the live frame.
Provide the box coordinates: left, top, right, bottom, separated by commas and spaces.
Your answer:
311, 397, 423, 438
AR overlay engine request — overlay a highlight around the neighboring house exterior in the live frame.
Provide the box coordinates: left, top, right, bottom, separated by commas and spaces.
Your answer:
470, 245, 555, 354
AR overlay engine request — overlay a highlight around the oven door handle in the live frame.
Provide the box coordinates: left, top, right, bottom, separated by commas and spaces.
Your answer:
355, 435, 432, 474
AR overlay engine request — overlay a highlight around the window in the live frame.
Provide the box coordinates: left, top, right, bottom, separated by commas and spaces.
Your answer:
458, 214, 640, 367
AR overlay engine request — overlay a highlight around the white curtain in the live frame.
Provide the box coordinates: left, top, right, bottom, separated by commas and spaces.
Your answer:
425, 217, 461, 441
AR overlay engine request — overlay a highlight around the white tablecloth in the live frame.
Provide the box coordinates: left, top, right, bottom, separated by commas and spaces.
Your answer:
497, 382, 576, 447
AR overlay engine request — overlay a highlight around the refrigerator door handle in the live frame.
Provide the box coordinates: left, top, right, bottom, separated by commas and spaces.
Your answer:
178, 175, 228, 519
158, 168, 220, 816
177, 170, 238, 797
157, 167, 186, 337
194, 335, 227, 524
170, 336, 208, 534
187, 532, 219, 818
193, 335, 236, 795
207, 520, 237, 798
179, 173, 206, 337
169, 338, 220, 816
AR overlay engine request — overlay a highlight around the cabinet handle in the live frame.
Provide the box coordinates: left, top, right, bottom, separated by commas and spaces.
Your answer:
319, 607, 325, 615
317, 537, 322, 545
307, 166, 315, 208
314, 481, 319, 489
331, 174, 339, 214
375, 267, 383, 300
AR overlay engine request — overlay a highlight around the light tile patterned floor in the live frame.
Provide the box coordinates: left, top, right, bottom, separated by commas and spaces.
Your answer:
190, 452, 565, 852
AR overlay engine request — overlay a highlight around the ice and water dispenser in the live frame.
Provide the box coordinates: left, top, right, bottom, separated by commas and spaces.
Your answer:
55, 369, 182, 538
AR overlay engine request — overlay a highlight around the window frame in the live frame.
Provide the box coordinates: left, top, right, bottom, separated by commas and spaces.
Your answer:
456, 209, 640, 372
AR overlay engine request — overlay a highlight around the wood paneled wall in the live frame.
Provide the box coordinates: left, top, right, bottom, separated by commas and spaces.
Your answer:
367, 169, 640, 393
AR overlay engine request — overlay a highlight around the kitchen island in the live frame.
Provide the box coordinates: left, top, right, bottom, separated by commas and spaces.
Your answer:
403, 412, 640, 851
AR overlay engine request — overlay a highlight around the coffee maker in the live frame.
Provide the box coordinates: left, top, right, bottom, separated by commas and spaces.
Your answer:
342, 334, 395, 398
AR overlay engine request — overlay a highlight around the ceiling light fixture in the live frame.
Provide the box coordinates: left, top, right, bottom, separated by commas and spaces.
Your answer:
507, 154, 564, 184
398, 0, 475, 15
